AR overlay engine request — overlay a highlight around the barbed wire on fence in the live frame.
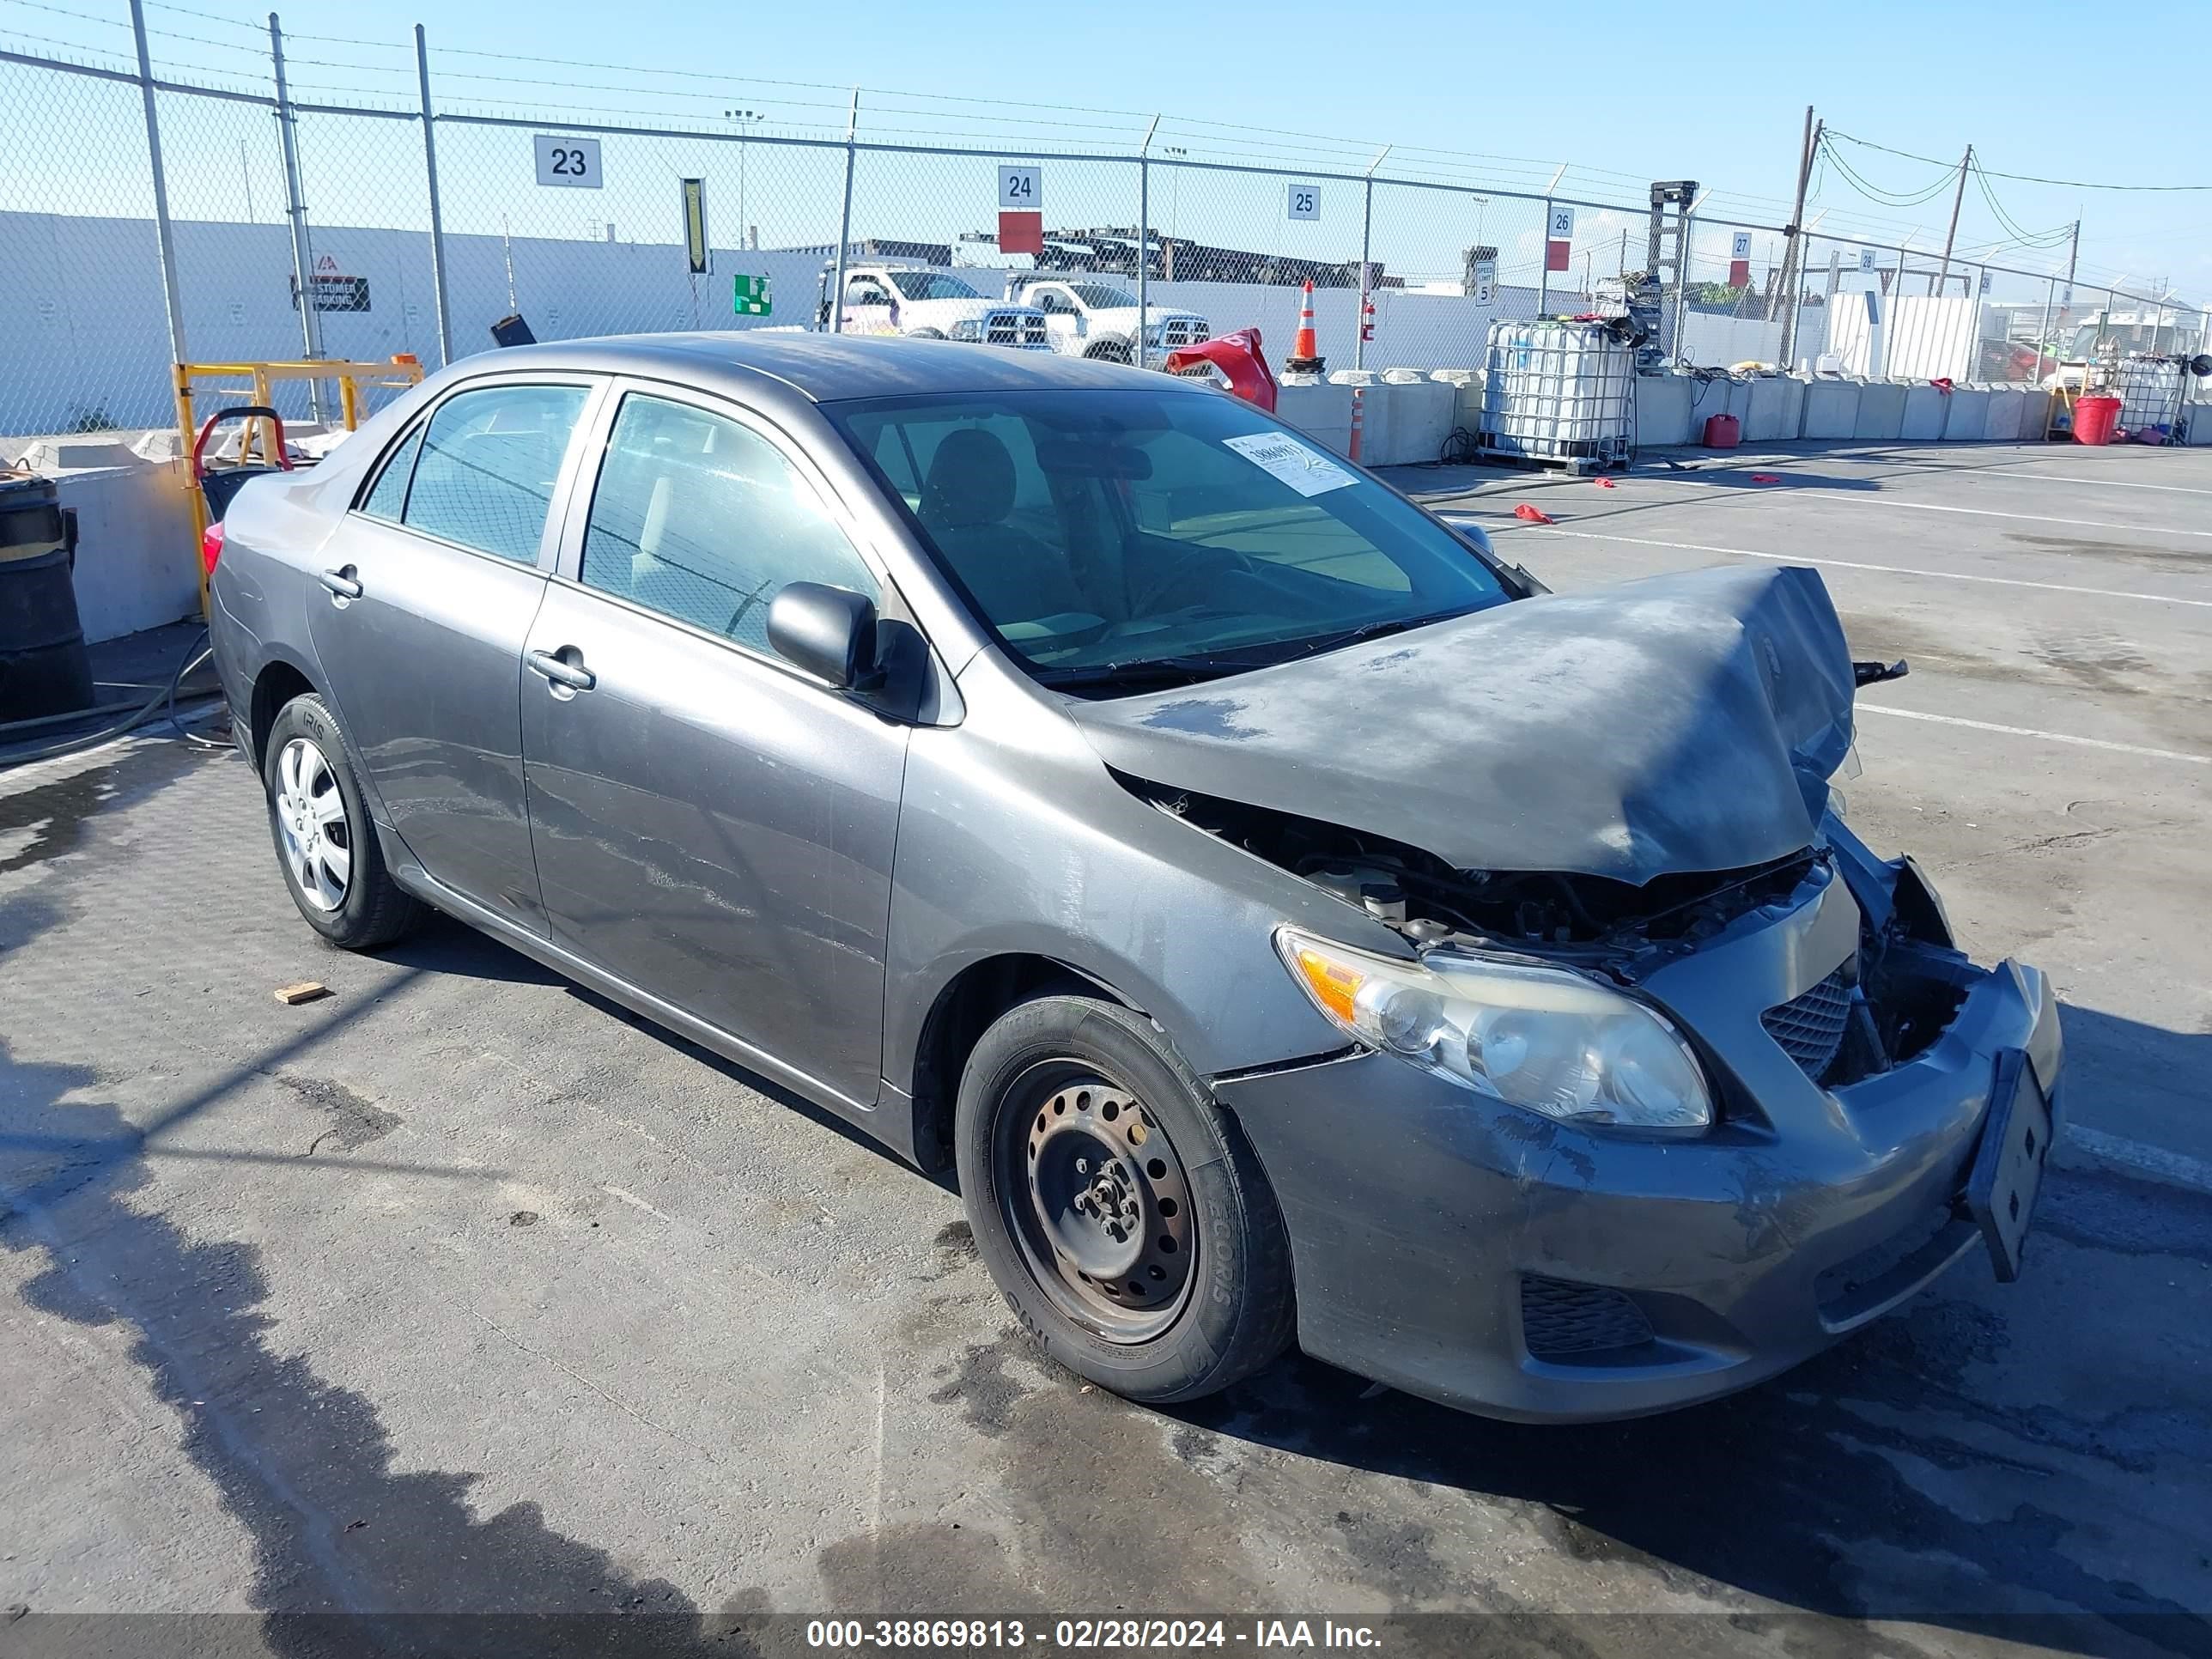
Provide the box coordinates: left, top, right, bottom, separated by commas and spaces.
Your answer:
3, 0, 2206, 444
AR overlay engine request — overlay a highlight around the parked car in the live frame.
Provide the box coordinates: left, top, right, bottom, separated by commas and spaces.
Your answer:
1005, 273, 1210, 366
205, 333, 2061, 1422
816, 263, 1048, 349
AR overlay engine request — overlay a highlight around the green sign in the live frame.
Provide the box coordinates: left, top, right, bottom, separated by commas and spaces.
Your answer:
732, 273, 772, 318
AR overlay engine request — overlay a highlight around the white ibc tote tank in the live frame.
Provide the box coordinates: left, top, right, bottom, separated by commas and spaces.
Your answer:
1477, 320, 1634, 468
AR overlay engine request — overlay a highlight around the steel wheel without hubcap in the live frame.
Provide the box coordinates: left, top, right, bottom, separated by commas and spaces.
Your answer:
273, 735, 352, 912
994, 1060, 1196, 1342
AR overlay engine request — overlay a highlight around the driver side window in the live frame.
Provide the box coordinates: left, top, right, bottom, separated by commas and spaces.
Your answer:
848, 278, 889, 307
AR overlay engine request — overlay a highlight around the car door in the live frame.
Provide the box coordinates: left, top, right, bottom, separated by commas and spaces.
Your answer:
842, 275, 896, 336
307, 374, 603, 934
520, 383, 910, 1110
1034, 285, 1084, 349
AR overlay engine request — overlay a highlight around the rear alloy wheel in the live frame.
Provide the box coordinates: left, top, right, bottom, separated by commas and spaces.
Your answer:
956, 995, 1294, 1403
262, 692, 422, 949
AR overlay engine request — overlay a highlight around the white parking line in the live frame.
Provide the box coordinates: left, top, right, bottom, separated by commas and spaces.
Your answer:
1518, 526, 2212, 609
1855, 704, 2209, 766
1990, 472, 2212, 498
2065, 1127, 2212, 1195
1656, 477, 2212, 539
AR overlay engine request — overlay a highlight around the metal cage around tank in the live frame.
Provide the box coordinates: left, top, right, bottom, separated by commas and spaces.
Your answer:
1477, 320, 1635, 469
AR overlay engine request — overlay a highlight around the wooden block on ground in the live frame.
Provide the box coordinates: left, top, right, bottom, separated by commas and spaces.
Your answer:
274, 981, 331, 1006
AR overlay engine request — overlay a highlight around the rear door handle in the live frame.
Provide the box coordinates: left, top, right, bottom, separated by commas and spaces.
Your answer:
318, 567, 362, 601
525, 647, 595, 692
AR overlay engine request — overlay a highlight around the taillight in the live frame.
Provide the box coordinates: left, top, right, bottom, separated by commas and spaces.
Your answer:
200, 520, 225, 577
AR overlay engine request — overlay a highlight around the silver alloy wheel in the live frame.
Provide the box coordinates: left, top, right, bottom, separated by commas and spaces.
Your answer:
274, 736, 352, 912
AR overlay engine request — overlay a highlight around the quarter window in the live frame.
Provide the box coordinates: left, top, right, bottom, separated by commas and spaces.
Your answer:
401, 383, 590, 563
579, 394, 878, 654
359, 422, 425, 521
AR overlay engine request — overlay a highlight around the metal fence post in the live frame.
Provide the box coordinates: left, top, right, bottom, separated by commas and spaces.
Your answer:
1137, 116, 1158, 369
1536, 197, 1552, 319
2039, 276, 2056, 380
1357, 146, 1386, 373
268, 14, 323, 416
127, 0, 188, 376
829, 89, 858, 335
413, 25, 453, 367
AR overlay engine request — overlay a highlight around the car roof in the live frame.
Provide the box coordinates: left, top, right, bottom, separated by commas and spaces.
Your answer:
460, 331, 1210, 404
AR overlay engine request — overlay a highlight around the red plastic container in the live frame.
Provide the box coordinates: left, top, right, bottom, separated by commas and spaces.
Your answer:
1703, 413, 1741, 449
2073, 395, 2122, 447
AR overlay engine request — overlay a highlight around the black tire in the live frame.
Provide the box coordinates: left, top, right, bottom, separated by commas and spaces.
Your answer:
955, 995, 1294, 1403
261, 692, 422, 950
1085, 340, 1133, 365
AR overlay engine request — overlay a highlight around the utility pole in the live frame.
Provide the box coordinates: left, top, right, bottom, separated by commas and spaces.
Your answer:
1936, 143, 1971, 295
1774, 105, 1820, 364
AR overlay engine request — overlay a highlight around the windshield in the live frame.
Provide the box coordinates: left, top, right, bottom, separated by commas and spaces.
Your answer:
887, 270, 983, 301
1069, 283, 1138, 309
830, 388, 1512, 688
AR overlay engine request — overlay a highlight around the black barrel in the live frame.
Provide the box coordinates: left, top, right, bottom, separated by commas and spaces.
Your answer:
0, 471, 95, 723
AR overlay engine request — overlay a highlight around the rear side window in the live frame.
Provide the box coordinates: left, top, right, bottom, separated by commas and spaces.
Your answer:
578, 393, 877, 655
402, 383, 590, 563
358, 422, 425, 521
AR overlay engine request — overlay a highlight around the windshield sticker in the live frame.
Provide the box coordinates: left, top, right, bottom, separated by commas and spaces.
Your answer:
1222, 432, 1357, 497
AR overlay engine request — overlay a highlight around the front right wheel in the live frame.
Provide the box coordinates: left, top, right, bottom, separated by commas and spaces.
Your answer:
954, 995, 1295, 1404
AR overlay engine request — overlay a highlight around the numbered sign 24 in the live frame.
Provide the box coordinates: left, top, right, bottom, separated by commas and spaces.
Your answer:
535, 134, 602, 189
1286, 184, 1321, 222
998, 165, 1041, 210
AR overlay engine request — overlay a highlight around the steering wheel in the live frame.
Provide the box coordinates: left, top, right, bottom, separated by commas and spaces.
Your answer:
1128, 549, 1266, 617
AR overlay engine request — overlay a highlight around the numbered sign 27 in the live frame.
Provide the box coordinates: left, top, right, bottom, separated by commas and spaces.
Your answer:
535, 134, 602, 189
998, 165, 1041, 210
1286, 184, 1321, 222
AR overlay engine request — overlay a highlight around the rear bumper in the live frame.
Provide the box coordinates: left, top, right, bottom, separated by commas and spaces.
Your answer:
1213, 957, 2061, 1424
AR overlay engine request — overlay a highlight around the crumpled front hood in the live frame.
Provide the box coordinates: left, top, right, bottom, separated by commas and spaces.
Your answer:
1063, 563, 1858, 884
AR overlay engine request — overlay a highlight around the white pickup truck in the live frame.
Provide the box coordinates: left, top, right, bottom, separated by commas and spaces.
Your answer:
815, 264, 1049, 349
1006, 274, 1211, 367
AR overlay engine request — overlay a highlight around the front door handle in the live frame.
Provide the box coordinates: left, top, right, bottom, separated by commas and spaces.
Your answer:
318, 566, 362, 601
525, 647, 596, 692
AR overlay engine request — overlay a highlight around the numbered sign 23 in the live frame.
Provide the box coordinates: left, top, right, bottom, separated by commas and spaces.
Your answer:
535, 135, 602, 189
1286, 184, 1321, 222
998, 165, 1041, 210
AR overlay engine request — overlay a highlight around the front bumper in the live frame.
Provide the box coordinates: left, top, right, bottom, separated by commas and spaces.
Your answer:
1213, 908, 2062, 1424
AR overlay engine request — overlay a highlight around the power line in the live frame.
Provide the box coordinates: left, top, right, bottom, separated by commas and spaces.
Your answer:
1827, 127, 2212, 192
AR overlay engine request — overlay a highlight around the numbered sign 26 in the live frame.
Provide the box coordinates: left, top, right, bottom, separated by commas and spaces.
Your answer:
998, 165, 1041, 210
535, 134, 602, 189
1286, 184, 1321, 222
1548, 205, 1575, 240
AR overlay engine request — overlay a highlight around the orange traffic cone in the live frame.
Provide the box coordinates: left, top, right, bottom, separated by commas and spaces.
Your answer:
1285, 279, 1324, 374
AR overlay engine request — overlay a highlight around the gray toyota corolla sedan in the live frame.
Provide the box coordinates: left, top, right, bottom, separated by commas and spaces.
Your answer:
205, 332, 2062, 1422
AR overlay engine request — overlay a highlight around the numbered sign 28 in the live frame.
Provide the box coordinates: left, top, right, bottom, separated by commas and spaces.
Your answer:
1286, 184, 1321, 222
1859, 247, 1878, 272
998, 165, 1041, 210
535, 134, 602, 189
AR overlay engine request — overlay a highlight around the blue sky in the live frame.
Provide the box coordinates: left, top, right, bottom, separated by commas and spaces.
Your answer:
4, 0, 2206, 306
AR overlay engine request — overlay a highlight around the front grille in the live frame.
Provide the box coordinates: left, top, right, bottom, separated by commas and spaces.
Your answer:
1761, 966, 1853, 1082
984, 311, 1049, 349
1520, 1275, 1655, 1359
1161, 317, 1208, 348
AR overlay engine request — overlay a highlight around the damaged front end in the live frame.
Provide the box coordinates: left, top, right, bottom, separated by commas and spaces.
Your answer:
1125, 771, 1979, 1096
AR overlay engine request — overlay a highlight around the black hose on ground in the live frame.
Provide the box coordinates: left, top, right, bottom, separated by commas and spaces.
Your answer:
0, 627, 223, 769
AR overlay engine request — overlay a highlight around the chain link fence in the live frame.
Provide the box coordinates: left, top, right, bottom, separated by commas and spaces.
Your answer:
3, 10, 2204, 447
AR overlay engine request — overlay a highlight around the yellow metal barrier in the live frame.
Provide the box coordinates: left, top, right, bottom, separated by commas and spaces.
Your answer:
174, 356, 425, 546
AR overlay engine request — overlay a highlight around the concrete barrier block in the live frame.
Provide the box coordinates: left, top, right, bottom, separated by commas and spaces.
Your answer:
1635, 374, 1695, 447
1743, 376, 1805, 441
1944, 387, 1990, 441
1275, 381, 1354, 458
1980, 388, 2026, 442
1853, 380, 1907, 441
1802, 379, 1860, 440
1371, 380, 1454, 465
1901, 383, 1949, 440
52, 462, 201, 644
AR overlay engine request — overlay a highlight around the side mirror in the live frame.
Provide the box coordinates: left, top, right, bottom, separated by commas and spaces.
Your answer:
768, 582, 883, 691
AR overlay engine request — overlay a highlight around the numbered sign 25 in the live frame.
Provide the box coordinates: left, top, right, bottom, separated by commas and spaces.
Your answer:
535, 134, 602, 189
998, 165, 1041, 210
1286, 184, 1321, 222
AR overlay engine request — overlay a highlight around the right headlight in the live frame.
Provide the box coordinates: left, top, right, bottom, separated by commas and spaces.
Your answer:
948, 319, 981, 342
1275, 927, 1712, 1130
